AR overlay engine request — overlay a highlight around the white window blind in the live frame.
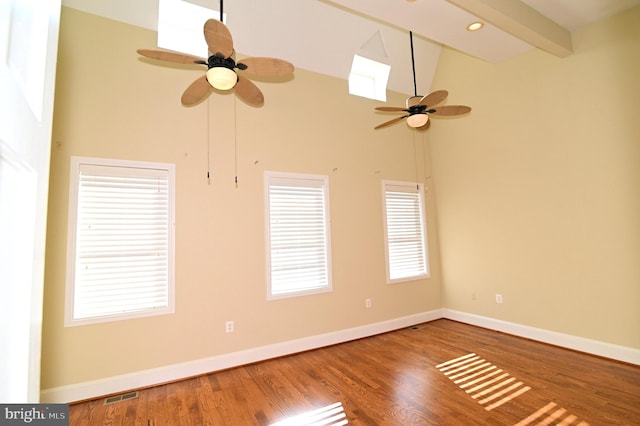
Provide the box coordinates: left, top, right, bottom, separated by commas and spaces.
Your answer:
265, 172, 332, 298
383, 181, 429, 282
66, 157, 175, 326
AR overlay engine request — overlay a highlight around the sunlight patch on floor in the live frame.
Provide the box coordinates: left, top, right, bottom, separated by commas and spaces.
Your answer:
437, 353, 590, 425
270, 402, 348, 426
515, 402, 590, 426
437, 353, 530, 411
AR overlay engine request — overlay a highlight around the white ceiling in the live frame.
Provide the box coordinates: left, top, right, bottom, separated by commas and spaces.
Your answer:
61, 0, 640, 96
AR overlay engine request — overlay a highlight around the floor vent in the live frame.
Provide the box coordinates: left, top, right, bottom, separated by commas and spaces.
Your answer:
104, 391, 138, 405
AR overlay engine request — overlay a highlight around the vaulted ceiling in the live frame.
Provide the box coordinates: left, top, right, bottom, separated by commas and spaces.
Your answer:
62, 0, 639, 96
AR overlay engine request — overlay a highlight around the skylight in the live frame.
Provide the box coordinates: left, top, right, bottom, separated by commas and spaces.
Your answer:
348, 54, 390, 102
157, 0, 225, 57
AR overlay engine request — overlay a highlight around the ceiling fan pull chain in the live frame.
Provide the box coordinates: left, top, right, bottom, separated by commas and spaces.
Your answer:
207, 97, 212, 185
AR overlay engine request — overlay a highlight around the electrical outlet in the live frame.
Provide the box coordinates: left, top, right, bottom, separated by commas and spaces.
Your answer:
225, 320, 234, 333
365, 298, 372, 309
496, 294, 503, 304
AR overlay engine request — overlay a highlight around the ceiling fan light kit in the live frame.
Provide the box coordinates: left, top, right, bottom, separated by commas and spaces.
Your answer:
206, 66, 237, 90
407, 114, 428, 128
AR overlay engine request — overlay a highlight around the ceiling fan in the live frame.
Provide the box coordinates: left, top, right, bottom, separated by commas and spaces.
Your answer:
137, 8, 294, 107
374, 32, 471, 130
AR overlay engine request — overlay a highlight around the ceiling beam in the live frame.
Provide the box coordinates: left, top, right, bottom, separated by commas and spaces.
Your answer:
446, 0, 573, 58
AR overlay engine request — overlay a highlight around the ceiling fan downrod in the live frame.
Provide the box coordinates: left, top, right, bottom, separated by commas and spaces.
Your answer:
410, 31, 418, 98
406, 31, 423, 109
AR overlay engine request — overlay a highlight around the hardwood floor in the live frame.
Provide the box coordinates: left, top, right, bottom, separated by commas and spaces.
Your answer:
68, 319, 640, 425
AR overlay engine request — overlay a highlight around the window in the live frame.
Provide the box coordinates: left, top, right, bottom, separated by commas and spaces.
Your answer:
265, 172, 332, 299
65, 157, 175, 326
382, 181, 429, 283
157, 0, 224, 58
348, 54, 390, 102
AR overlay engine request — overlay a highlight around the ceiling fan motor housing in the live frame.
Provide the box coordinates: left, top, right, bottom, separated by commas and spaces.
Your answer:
207, 54, 237, 71
408, 104, 427, 115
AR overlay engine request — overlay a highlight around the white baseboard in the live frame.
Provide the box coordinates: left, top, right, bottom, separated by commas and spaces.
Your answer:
41, 308, 639, 403
40, 309, 443, 403
443, 309, 640, 366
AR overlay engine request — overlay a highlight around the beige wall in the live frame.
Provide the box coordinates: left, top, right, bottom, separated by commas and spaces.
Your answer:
41, 8, 443, 390
429, 6, 640, 348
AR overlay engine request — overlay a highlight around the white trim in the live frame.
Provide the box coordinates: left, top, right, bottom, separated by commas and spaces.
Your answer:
65, 156, 176, 327
264, 171, 333, 300
443, 309, 640, 366
40, 310, 443, 403
382, 180, 430, 283
41, 308, 640, 403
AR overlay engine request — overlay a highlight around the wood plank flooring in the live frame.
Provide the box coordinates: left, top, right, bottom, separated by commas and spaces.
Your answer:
68, 319, 640, 425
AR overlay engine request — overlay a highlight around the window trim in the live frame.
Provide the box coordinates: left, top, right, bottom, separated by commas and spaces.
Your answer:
382, 180, 430, 284
264, 171, 333, 300
65, 156, 176, 327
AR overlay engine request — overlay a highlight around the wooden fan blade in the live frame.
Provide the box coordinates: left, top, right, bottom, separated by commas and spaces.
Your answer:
204, 19, 234, 58
234, 76, 264, 107
429, 105, 472, 116
375, 106, 408, 112
181, 75, 214, 106
137, 49, 206, 65
374, 116, 407, 129
418, 90, 448, 107
238, 57, 294, 77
